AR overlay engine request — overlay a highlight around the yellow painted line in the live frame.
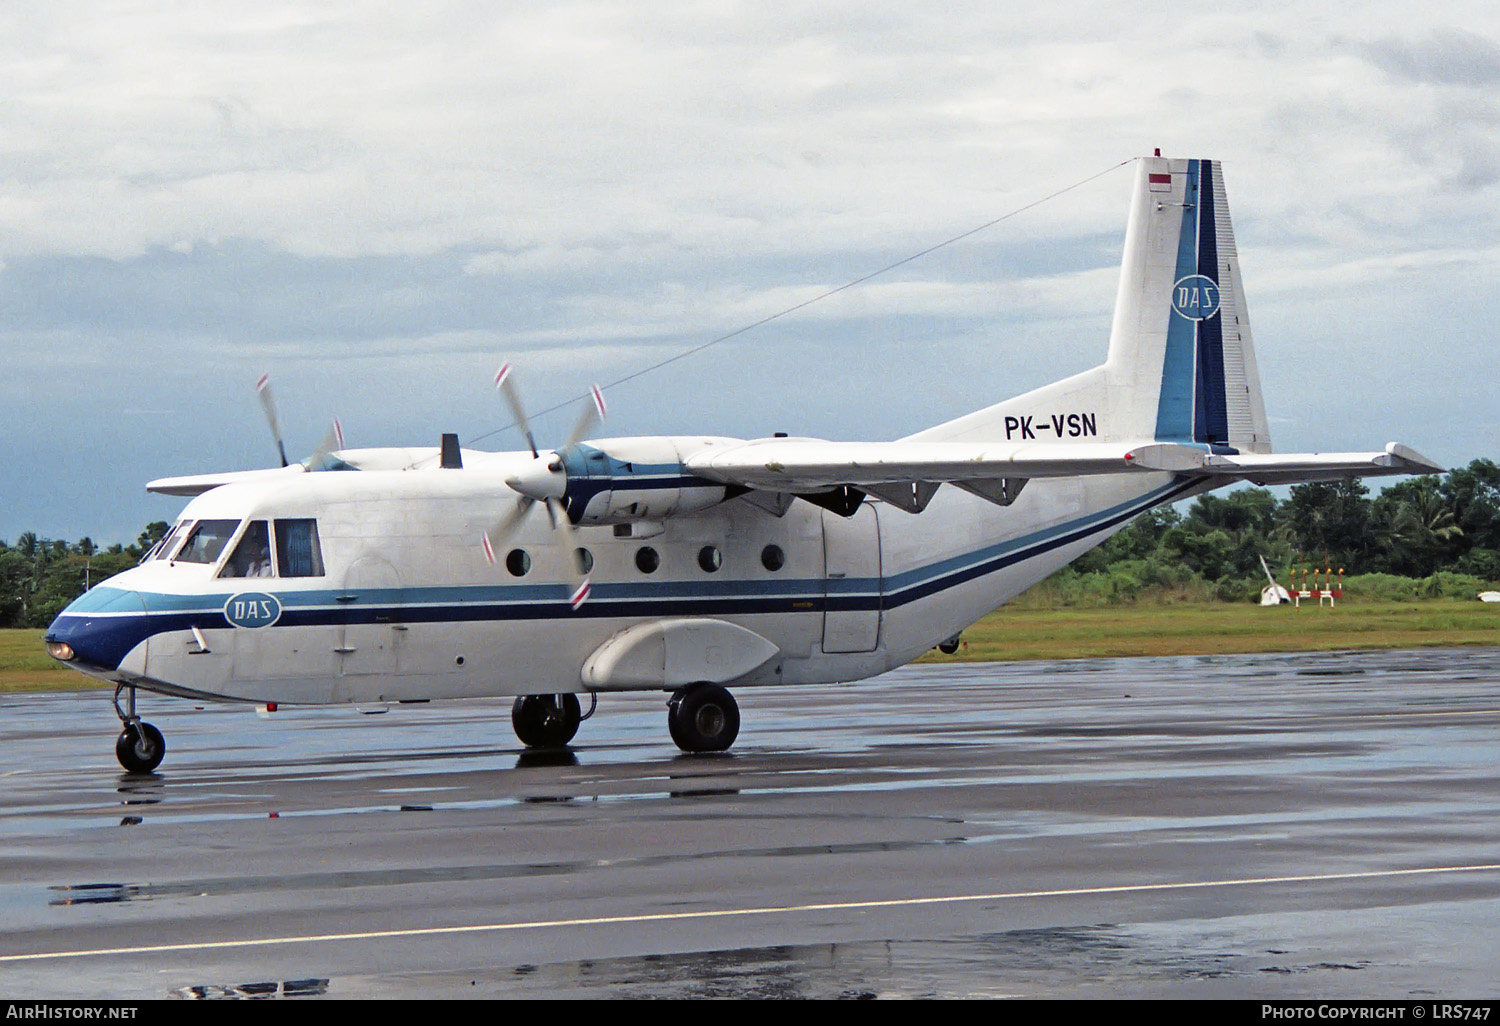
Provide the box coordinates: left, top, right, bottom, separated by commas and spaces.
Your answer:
4, 862, 1500, 964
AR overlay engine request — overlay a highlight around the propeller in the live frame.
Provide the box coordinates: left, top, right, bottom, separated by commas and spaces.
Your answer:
255, 374, 291, 468
484, 364, 606, 609
306, 418, 347, 472
256, 373, 345, 471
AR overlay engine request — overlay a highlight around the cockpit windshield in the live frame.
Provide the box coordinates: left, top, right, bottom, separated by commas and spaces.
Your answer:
144, 520, 189, 563
173, 519, 241, 565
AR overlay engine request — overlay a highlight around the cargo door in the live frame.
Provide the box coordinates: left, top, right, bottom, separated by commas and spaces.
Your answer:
336, 556, 404, 677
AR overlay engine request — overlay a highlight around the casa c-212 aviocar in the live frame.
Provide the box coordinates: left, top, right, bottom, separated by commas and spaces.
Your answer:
44, 154, 1441, 773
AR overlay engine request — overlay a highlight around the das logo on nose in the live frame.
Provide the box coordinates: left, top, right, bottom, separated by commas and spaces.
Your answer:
225, 592, 282, 628
1172, 274, 1221, 321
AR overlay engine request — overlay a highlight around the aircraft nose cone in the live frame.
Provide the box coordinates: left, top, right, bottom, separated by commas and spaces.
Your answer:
505, 455, 567, 502
45, 587, 149, 672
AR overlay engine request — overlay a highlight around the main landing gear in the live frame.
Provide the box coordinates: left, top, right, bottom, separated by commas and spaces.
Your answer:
511, 693, 590, 749
112, 684, 165, 774
668, 683, 740, 754
510, 686, 742, 754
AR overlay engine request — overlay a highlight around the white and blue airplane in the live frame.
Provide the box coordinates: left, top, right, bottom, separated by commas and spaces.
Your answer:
45, 155, 1441, 773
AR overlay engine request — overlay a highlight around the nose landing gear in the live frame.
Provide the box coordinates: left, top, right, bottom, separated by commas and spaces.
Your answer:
112, 684, 165, 774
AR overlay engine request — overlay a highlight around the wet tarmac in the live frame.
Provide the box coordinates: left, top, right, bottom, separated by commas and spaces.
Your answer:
2, 648, 1498, 999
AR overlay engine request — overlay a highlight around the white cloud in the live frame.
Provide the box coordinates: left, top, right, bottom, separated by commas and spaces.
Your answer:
3, 1, 1500, 538
1, 2, 1487, 264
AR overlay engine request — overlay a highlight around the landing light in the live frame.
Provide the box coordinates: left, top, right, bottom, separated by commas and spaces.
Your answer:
47, 642, 75, 661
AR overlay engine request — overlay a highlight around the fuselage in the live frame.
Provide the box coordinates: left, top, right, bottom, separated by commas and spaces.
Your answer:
45, 446, 1195, 706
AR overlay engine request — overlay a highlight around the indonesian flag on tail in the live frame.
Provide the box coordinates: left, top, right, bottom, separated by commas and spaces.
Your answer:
1148, 172, 1172, 192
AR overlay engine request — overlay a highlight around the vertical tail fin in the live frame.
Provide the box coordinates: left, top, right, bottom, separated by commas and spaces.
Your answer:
911, 155, 1272, 451
1106, 157, 1271, 453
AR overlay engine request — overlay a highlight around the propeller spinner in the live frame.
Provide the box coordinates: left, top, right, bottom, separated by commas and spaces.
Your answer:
484, 365, 606, 608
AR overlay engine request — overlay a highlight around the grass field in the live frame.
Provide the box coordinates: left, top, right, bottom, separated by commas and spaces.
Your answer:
0, 630, 90, 693
916, 600, 1500, 663
5, 601, 1497, 694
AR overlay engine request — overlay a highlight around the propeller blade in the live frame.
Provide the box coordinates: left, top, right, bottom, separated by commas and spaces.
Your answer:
563, 383, 607, 449
569, 578, 591, 610
306, 419, 346, 472
484, 495, 537, 559
548, 498, 592, 609
255, 374, 291, 468
494, 362, 539, 458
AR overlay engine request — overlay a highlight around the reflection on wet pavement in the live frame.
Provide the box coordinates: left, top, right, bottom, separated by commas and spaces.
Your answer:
46, 835, 964, 905
3, 646, 1498, 998
358, 897, 1498, 1000
172, 978, 328, 1000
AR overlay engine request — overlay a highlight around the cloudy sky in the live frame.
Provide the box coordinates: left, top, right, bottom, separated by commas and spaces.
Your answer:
2, 2, 1497, 544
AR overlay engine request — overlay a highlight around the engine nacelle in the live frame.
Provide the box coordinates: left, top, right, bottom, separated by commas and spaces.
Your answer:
559, 436, 744, 525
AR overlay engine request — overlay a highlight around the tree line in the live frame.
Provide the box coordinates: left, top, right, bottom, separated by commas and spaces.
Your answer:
3, 459, 1498, 626
0, 522, 170, 628
1043, 458, 1500, 605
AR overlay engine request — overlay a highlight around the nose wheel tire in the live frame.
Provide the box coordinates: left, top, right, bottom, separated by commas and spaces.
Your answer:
668, 683, 740, 753
115, 722, 166, 774
511, 693, 582, 749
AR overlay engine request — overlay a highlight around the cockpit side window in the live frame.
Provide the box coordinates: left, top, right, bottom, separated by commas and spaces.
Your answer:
275, 519, 325, 577
145, 520, 189, 563
220, 521, 274, 578
173, 519, 241, 565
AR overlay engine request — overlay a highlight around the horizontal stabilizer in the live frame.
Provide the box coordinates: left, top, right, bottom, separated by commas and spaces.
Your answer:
1196, 443, 1444, 485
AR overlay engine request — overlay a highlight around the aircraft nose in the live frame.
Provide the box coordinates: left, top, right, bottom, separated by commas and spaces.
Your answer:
44, 587, 149, 673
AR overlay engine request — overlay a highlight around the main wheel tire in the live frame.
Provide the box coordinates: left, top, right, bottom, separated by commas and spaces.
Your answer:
115, 722, 166, 774
667, 684, 740, 753
511, 693, 582, 749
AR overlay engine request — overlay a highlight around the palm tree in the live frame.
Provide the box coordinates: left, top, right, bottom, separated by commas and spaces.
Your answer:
1386, 480, 1462, 576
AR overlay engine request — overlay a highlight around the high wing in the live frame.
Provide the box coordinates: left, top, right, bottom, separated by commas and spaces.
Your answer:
685, 438, 1444, 511
146, 446, 457, 496
147, 465, 307, 497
